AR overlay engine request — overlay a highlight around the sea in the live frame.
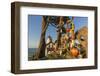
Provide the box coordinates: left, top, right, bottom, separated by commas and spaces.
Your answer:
28, 48, 38, 60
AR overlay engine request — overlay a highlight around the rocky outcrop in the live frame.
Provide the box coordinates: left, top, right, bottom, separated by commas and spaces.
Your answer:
75, 26, 88, 58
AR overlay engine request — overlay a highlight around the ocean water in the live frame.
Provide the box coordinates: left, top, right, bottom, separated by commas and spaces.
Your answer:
28, 48, 37, 60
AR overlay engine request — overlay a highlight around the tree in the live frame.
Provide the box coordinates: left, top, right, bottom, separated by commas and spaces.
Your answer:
56, 17, 64, 48
33, 16, 70, 59
34, 16, 49, 59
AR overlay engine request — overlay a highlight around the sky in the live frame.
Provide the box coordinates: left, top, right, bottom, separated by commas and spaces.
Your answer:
28, 15, 88, 48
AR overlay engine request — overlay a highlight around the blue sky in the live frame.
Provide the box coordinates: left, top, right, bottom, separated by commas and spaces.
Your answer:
28, 15, 88, 48
28, 15, 42, 48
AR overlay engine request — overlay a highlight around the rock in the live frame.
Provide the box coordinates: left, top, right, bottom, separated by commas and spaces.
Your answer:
75, 26, 88, 58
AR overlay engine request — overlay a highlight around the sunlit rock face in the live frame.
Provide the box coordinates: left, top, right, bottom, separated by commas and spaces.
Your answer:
76, 26, 88, 58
